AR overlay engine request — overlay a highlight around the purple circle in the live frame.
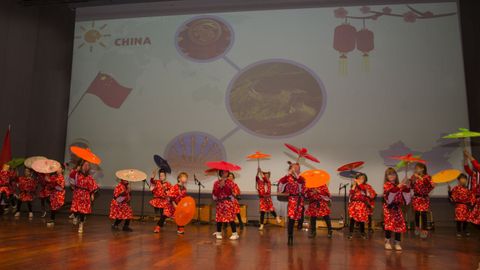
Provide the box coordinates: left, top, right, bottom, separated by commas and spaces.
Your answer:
174, 15, 235, 63
226, 59, 327, 138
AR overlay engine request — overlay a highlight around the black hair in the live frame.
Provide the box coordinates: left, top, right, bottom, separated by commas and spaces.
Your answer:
355, 172, 368, 183
458, 173, 468, 181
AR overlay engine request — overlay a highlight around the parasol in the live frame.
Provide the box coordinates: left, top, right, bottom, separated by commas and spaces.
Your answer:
205, 161, 241, 171
70, 146, 101, 165
31, 159, 61, 174
284, 143, 320, 163
246, 151, 271, 167
7, 158, 25, 169
174, 196, 196, 226
300, 169, 330, 188
153, 154, 172, 174
115, 169, 148, 182
432, 169, 462, 184
390, 153, 426, 179
443, 128, 480, 150
339, 170, 360, 179
24, 156, 47, 169
337, 161, 364, 172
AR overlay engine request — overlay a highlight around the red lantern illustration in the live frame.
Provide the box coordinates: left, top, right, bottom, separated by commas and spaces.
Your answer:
356, 28, 374, 71
333, 23, 356, 75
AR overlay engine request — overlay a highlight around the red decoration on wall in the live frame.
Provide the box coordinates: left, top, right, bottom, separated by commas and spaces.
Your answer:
333, 23, 356, 75
356, 28, 374, 71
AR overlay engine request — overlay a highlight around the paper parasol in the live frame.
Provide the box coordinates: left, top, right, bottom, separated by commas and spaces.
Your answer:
284, 143, 320, 163
337, 161, 364, 172
7, 158, 25, 169
153, 155, 171, 174
389, 153, 426, 164
174, 196, 196, 226
31, 159, 61, 174
300, 169, 330, 188
205, 161, 241, 171
339, 170, 360, 179
247, 151, 271, 167
115, 169, 148, 182
432, 169, 462, 184
24, 156, 47, 169
70, 146, 101, 165
395, 155, 422, 170
443, 128, 480, 139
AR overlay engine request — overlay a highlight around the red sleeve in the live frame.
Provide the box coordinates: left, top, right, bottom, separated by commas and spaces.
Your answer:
472, 159, 480, 172
465, 163, 474, 177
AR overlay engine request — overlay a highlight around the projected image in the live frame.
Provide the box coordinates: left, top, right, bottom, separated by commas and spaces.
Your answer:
164, 132, 226, 180
226, 60, 326, 138
175, 16, 234, 62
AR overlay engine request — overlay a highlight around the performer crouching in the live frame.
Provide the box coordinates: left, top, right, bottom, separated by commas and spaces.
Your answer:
383, 168, 410, 250
305, 183, 333, 238
110, 178, 133, 232
14, 167, 36, 218
70, 161, 99, 233
256, 167, 281, 230
168, 172, 188, 235
449, 173, 475, 237
278, 162, 305, 246
45, 167, 65, 226
212, 170, 239, 240
347, 172, 376, 240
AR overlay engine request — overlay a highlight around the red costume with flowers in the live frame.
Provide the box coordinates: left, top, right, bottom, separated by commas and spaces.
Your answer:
305, 185, 331, 217
450, 185, 475, 222
109, 182, 133, 220
0, 170, 15, 197
383, 182, 411, 233
465, 159, 480, 225
256, 175, 275, 212
70, 170, 99, 214
410, 174, 434, 212
149, 179, 174, 216
47, 174, 65, 211
348, 183, 376, 223
17, 176, 36, 202
278, 174, 305, 220
212, 179, 236, 222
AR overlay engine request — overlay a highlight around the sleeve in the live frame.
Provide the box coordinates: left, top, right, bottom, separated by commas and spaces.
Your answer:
465, 163, 474, 177
212, 182, 220, 200
472, 159, 480, 172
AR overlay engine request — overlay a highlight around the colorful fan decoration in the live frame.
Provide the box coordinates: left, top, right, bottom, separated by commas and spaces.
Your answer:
284, 143, 320, 163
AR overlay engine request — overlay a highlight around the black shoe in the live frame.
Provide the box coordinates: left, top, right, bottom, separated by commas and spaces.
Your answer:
287, 235, 293, 246
122, 226, 133, 232
328, 230, 333, 238
308, 231, 316, 239
111, 224, 119, 230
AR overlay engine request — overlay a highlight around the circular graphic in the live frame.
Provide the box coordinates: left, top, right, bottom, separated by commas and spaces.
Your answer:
226, 59, 327, 138
175, 16, 234, 62
164, 132, 226, 180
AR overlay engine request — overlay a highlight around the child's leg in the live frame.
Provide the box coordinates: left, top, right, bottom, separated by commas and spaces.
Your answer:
157, 208, 166, 227
420, 211, 428, 230
27, 202, 32, 213
259, 211, 265, 225
349, 218, 356, 234
324, 215, 332, 231
385, 230, 392, 240
236, 213, 244, 228
368, 215, 373, 232
216, 222, 223, 233
287, 218, 294, 236
462, 221, 468, 233
456, 221, 462, 234
122, 219, 132, 231
113, 219, 122, 226
359, 222, 366, 234
229, 221, 237, 233
50, 210, 56, 221
394, 232, 401, 242
41, 198, 46, 211
16, 200, 22, 213
297, 208, 304, 230
309, 216, 317, 237
271, 211, 277, 218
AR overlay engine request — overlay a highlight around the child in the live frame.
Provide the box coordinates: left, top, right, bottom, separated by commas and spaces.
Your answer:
168, 172, 188, 234
367, 193, 377, 234
348, 172, 376, 240
449, 173, 475, 237
15, 168, 36, 218
45, 167, 65, 226
212, 170, 239, 240
464, 150, 480, 227
305, 183, 333, 238
383, 167, 410, 251
0, 164, 16, 215
410, 163, 434, 239
256, 167, 281, 230
70, 160, 99, 233
38, 173, 50, 218
150, 169, 173, 233
228, 172, 244, 229
110, 179, 133, 232
278, 161, 305, 245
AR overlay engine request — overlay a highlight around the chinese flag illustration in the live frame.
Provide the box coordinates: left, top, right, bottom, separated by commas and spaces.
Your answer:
0, 126, 11, 166
86, 72, 132, 109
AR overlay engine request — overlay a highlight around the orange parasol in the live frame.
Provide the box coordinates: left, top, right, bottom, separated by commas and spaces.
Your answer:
300, 169, 330, 188
70, 146, 101, 165
31, 159, 61, 174
432, 169, 462, 184
246, 151, 271, 167
174, 196, 196, 226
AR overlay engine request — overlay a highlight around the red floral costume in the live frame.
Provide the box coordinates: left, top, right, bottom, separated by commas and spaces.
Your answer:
46, 174, 65, 211
278, 174, 305, 220
0, 170, 15, 197
465, 160, 480, 225
305, 185, 331, 217
168, 183, 187, 205
17, 176, 36, 202
229, 180, 241, 214
450, 185, 475, 222
410, 174, 434, 212
149, 179, 174, 217
109, 182, 133, 220
256, 176, 275, 212
70, 170, 99, 214
38, 174, 51, 199
383, 182, 411, 233
212, 179, 236, 222
348, 183, 376, 223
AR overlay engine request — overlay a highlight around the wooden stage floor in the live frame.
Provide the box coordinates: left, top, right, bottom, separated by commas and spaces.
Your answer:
0, 214, 479, 270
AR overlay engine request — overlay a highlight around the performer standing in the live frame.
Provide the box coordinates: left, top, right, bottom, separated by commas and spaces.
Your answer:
70, 161, 99, 233
410, 163, 434, 239
463, 150, 480, 227
14, 167, 36, 218
305, 183, 333, 238
347, 172, 376, 240
212, 170, 239, 240
38, 173, 50, 218
168, 172, 188, 235
383, 168, 410, 250
256, 167, 281, 230
228, 172, 244, 230
278, 162, 305, 245
449, 173, 475, 237
110, 179, 133, 232
45, 167, 65, 226
0, 164, 16, 215
149, 169, 173, 233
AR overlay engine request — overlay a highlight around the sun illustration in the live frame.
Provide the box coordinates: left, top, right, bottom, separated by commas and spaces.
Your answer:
75, 21, 110, 52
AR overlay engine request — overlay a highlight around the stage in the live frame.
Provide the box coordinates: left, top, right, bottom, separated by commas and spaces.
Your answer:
0, 214, 478, 270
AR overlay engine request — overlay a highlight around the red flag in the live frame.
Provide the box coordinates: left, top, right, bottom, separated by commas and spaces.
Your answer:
86, 72, 132, 108
0, 126, 11, 166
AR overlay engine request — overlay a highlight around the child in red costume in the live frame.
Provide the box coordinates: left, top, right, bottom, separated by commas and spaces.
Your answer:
70, 161, 99, 233
278, 162, 305, 245
45, 167, 65, 226
256, 167, 281, 230
110, 179, 133, 232
347, 172, 376, 240
409, 163, 434, 239
448, 173, 475, 237
150, 169, 173, 233
14, 167, 36, 218
0, 164, 16, 215
212, 170, 239, 240
227, 172, 244, 229
383, 167, 411, 250
305, 183, 333, 238
464, 150, 480, 226
168, 172, 188, 234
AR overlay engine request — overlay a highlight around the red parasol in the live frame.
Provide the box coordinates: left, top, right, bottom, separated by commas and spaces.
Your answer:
70, 146, 102, 165
284, 143, 320, 163
337, 161, 365, 172
389, 153, 426, 164
205, 161, 241, 171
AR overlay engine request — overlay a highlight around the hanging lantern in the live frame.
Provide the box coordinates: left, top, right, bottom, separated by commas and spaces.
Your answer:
333, 23, 356, 75
356, 28, 374, 71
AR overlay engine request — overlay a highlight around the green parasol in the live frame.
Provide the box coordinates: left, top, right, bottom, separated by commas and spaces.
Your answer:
7, 158, 25, 169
